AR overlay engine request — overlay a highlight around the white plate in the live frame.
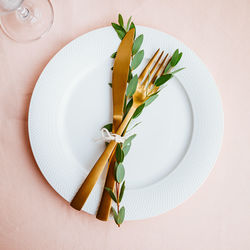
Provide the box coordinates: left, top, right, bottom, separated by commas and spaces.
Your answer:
28, 26, 223, 220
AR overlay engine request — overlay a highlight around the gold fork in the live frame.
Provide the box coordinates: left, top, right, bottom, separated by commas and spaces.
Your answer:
70, 49, 171, 210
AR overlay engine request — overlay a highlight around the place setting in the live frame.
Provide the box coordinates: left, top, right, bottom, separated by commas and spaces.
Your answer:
16, 13, 224, 226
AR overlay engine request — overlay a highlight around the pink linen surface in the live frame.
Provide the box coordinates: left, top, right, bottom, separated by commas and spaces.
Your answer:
0, 0, 250, 249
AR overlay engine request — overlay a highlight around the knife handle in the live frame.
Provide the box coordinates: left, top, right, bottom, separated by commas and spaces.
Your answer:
70, 140, 117, 210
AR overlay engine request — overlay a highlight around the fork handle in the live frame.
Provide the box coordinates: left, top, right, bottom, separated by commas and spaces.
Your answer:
70, 105, 137, 211
96, 149, 116, 220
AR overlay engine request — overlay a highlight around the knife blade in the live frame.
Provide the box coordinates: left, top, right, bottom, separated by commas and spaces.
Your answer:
96, 28, 135, 221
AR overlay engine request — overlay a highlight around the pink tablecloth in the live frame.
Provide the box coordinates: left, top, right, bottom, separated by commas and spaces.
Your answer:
0, 0, 250, 249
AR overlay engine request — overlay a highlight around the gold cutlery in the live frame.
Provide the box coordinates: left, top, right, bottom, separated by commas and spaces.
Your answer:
70, 49, 170, 211
96, 28, 135, 221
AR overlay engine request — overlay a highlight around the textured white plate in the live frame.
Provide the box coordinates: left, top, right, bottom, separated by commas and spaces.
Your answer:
28, 26, 223, 220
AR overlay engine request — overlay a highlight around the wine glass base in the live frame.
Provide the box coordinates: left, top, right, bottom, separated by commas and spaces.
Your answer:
0, 0, 54, 42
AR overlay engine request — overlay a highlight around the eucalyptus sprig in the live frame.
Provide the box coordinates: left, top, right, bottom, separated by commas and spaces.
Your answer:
104, 134, 135, 226
104, 14, 184, 227
104, 14, 144, 227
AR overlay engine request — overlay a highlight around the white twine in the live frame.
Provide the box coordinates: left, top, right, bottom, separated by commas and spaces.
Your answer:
96, 128, 126, 143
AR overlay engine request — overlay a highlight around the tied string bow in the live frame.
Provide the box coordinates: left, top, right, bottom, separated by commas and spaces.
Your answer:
96, 128, 126, 144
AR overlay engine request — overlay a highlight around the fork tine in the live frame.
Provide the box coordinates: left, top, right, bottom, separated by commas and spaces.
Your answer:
141, 51, 164, 87
138, 49, 160, 83
149, 51, 164, 76
148, 55, 172, 96
147, 53, 168, 89
162, 56, 172, 74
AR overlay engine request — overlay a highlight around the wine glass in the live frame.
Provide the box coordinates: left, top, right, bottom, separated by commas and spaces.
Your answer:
0, 0, 54, 42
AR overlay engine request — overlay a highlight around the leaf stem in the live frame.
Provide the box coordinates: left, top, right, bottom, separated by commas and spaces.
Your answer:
116, 182, 120, 227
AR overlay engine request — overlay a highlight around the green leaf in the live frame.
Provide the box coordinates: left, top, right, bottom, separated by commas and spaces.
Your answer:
117, 206, 125, 224
110, 52, 117, 58
111, 207, 119, 225
116, 144, 124, 163
126, 16, 132, 31
170, 49, 179, 66
176, 52, 183, 64
103, 123, 112, 132
164, 63, 171, 74
122, 131, 136, 155
128, 122, 141, 132
170, 49, 182, 67
105, 187, 117, 202
171, 67, 185, 74
112, 23, 126, 40
111, 23, 121, 30
117, 30, 126, 40
132, 34, 143, 55
124, 98, 133, 116
108, 82, 112, 88
126, 74, 138, 97
126, 122, 141, 134
148, 90, 161, 98
154, 74, 173, 87
119, 181, 125, 202
118, 14, 124, 27
124, 134, 136, 147
123, 144, 131, 156
130, 22, 135, 29
131, 50, 144, 70
129, 22, 136, 37
114, 162, 119, 179
133, 103, 145, 119
127, 66, 133, 82
145, 94, 158, 106
114, 161, 119, 172
115, 163, 125, 183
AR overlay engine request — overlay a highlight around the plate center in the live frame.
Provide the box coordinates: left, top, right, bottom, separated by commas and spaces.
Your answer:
59, 59, 193, 190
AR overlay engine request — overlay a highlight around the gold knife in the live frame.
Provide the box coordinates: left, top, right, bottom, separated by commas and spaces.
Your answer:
70, 28, 135, 211
96, 28, 135, 220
